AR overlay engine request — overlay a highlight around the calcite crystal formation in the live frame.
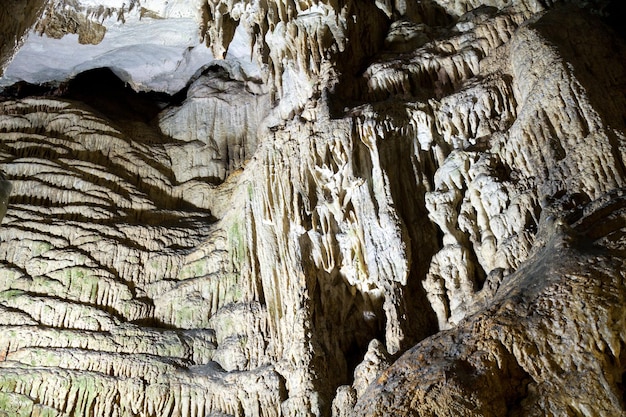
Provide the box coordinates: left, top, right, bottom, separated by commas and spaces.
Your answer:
0, 0, 625, 416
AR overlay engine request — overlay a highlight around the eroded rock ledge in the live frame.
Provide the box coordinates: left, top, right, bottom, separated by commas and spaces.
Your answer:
0, 1, 625, 416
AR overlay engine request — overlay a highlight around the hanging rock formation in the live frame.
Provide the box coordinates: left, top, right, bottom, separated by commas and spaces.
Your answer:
0, 0, 625, 416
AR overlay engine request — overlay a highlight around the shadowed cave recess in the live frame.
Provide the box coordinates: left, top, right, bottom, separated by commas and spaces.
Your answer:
0, 0, 625, 416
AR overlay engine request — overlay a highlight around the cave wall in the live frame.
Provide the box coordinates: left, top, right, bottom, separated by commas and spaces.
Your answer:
0, 1, 625, 416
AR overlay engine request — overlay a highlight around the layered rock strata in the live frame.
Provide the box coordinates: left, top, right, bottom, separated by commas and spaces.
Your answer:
0, 1, 625, 416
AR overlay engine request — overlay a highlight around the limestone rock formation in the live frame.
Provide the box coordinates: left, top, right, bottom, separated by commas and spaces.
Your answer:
0, 0, 625, 416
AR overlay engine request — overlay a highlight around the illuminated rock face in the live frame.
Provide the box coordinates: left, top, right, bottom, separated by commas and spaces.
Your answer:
0, 1, 625, 416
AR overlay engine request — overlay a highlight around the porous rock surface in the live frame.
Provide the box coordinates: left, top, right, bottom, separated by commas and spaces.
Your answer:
0, 0, 625, 416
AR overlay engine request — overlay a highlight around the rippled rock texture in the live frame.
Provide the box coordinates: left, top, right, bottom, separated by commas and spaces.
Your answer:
0, 0, 625, 416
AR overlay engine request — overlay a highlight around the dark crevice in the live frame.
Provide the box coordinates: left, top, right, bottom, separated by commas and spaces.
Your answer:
598, 0, 626, 39
61, 67, 179, 125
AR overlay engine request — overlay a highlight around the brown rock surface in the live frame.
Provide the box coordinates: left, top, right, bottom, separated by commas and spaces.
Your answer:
0, 0, 46, 75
